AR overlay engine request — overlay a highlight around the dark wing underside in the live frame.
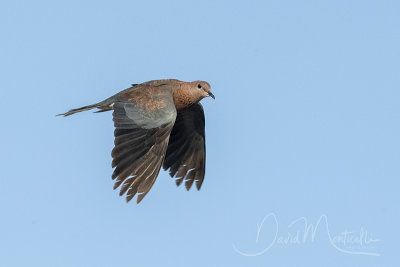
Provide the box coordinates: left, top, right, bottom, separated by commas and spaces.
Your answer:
163, 103, 206, 190
111, 86, 176, 203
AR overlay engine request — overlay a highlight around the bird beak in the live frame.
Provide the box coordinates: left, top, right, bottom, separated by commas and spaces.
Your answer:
208, 92, 215, 99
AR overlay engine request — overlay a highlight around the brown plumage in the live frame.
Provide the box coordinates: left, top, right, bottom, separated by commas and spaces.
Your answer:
58, 79, 214, 203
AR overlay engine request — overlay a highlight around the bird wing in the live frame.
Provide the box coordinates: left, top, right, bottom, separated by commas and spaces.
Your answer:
111, 85, 177, 203
163, 103, 206, 190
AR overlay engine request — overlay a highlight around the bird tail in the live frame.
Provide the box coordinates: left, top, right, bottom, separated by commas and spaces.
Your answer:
57, 104, 101, 117
57, 94, 117, 117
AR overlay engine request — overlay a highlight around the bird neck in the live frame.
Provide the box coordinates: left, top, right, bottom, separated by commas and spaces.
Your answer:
173, 84, 198, 110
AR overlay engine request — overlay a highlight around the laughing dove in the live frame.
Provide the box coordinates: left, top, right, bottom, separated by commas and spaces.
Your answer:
58, 79, 214, 203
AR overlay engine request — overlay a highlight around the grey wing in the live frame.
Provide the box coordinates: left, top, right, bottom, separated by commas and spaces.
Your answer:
111, 91, 176, 203
163, 103, 206, 190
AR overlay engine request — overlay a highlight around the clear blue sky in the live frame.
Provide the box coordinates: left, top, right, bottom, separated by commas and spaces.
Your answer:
1, 0, 399, 266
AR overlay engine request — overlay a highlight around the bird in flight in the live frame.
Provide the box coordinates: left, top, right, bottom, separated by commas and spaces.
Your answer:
58, 79, 214, 203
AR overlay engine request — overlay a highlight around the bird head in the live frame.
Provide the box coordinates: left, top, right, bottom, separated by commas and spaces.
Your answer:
191, 81, 215, 100
172, 80, 215, 110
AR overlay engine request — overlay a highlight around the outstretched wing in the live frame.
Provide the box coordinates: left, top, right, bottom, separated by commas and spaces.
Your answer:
163, 103, 206, 190
111, 85, 176, 203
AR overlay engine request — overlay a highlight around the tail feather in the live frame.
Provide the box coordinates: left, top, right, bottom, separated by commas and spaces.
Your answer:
57, 95, 116, 117
57, 104, 98, 117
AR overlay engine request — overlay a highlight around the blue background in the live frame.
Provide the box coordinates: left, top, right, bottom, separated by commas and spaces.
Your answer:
1, 0, 399, 266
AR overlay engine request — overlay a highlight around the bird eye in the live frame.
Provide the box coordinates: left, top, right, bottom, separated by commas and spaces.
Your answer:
197, 84, 202, 89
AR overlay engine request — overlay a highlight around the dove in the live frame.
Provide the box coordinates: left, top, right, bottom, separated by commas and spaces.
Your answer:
58, 79, 214, 203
